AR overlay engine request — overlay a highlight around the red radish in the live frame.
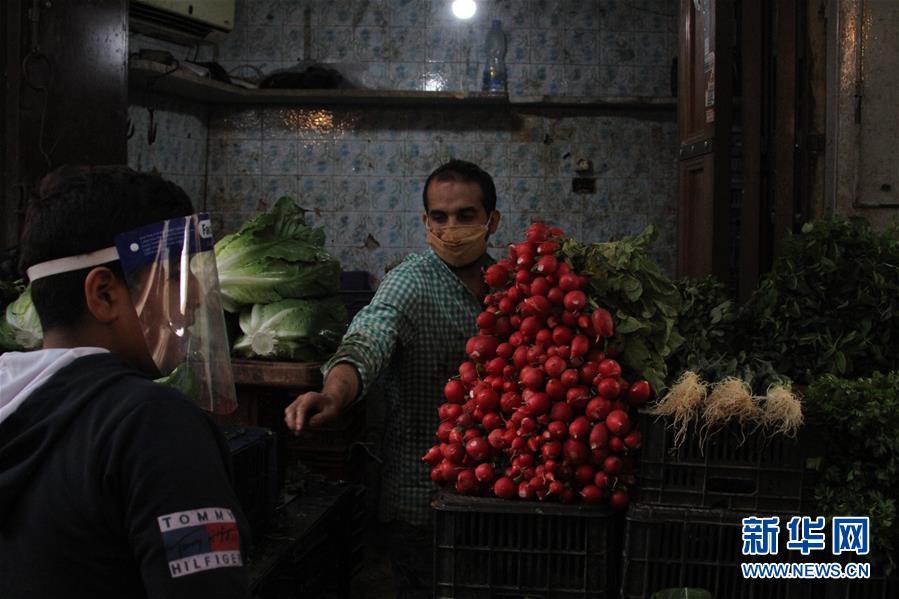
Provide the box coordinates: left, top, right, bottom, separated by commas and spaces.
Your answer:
481, 412, 503, 431
443, 442, 465, 464
437, 421, 454, 442
495, 316, 512, 337
560, 369, 580, 388
515, 270, 533, 286
422, 445, 442, 464
519, 316, 542, 340
547, 420, 568, 440
537, 240, 559, 255
577, 314, 591, 331
623, 431, 643, 450
550, 401, 574, 422
516, 249, 536, 270
493, 477, 517, 499
552, 325, 575, 346
541, 440, 562, 459
448, 428, 465, 444
536, 255, 558, 274
509, 331, 524, 347
443, 403, 463, 422
559, 273, 580, 292
544, 356, 567, 379
580, 484, 604, 503
500, 392, 523, 414
586, 397, 612, 422
563, 290, 587, 312
518, 481, 537, 500
605, 410, 631, 435
598, 358, 622, 379
593, 471, 609, 488
548, 226, 564, 237
496, 342, 514, 359
587, 349, 605, 363
591, 308, 614, 337
589, 423, 610, 449
525, 392, 551, 415
556, 261, 570, 276
520, 366, 545, 390
498, 297, 515, 314
535, 329, 552, 346
512, 346, 529, 369
561, 310, 578, 326
546, 378, 567, 401
548, 480, 565, 496
485, 357, 506, 376
522, 296, 552, 319
526, 223, 549, 243
484, 264, 510, 288
575, 464, 595, 485
455, 469, 479, 494
566, 386, 591, 410
609, 436, 625, 453
444, 380, 467, 404
530, 273, 550, 296
628, 380, 652, 406
488, 428, 507, 449
475, 463, 495, 483
568, 416, 591, 439
571, 335, 590, 358
476, 311, 496, 330
439, 460, 461, 482
547, 287, 565, 305
430, 466, 442, 482
563, 439, 589, 464
603, 455, 623, 475
510, 437, 526, 452
475, 387, 500, 411
597, 377, 621, 399
465, 437, 490, 461
556, 345, 571, 360
609, 489, 629, 510
468, 335, 500, 363
590, 447, 610, 465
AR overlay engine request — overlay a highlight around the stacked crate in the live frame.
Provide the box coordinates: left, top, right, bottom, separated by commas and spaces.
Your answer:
432, 493, 623, 598
624, 415, 824, 598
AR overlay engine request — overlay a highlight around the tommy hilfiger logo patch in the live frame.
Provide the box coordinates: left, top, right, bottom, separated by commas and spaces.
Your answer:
157, 507, 242, 578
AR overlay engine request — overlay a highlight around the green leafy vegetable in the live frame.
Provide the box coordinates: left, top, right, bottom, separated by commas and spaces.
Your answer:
561, 225, 683, 392
5, 284, 42, 349
214, 197, 341, 312
738, 217, 899, 385
233, 297, 348, 361
806, 372, 899, 573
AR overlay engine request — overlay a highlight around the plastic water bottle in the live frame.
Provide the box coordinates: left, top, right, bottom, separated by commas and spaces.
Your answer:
482, 20, 507, 92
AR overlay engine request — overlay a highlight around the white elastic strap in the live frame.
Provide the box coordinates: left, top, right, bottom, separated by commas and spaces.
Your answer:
26, 246, 120, 281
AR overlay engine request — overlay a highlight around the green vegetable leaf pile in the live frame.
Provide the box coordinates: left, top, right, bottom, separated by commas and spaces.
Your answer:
738, 217, 899, 385
214, 197, 341, 313
233, 297, 348, 361
561, 225, 683, 392
806, 372, 899, 573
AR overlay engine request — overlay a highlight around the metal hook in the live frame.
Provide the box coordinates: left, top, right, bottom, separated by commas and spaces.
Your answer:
147, 107, 157, 145
126, 117, 135, 140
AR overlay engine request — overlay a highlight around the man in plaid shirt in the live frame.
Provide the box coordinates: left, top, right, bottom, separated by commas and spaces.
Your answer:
285, 160, 501, 597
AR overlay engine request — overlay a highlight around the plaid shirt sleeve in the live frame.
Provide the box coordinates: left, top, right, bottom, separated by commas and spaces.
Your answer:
322, 262, 422, 398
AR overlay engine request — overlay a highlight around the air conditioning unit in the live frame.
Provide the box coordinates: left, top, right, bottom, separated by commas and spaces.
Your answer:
130, 0, 235, 44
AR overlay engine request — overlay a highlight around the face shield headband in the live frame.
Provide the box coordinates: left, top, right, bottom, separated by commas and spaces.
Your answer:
25, 213, 237, 414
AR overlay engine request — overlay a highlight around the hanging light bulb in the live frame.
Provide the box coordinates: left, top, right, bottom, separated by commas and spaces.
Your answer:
451, 0, 477, 20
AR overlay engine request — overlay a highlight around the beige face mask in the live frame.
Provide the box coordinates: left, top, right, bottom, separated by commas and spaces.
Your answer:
427, 218, 492, 268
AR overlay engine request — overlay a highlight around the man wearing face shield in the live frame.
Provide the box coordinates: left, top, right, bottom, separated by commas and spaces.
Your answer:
0, 166, 250, 599
284, 159, 501, 597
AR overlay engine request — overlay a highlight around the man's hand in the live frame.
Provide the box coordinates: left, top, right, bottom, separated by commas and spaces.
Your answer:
284, 363, 361, 433
284, 392, 341, 433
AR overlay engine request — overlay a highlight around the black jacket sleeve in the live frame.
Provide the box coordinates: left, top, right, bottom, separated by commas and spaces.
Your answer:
102, 387, 251, 599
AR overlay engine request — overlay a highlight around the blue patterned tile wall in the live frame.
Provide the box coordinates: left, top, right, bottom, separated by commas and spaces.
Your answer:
205, 105, 678, 278
218, 0, 678, 97
127, 89, 209, 209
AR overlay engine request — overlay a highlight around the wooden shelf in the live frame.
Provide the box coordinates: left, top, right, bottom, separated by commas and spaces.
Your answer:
230, 359, 323, 389
129, 59, 676, 110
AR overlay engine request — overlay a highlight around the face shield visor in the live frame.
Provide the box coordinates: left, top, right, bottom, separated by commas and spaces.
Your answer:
26, 213, 237, 414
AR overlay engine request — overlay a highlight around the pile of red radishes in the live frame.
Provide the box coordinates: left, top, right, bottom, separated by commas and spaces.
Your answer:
423, 223, 652, 509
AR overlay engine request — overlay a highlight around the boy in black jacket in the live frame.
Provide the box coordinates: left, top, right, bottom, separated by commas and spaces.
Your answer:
0, 166, 250, 598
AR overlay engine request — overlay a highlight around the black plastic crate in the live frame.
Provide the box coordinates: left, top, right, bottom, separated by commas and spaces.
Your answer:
622, 503, 827, 599
637, 415, 821, 514
433, 493, 623, 598
220, 425, 279, 538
